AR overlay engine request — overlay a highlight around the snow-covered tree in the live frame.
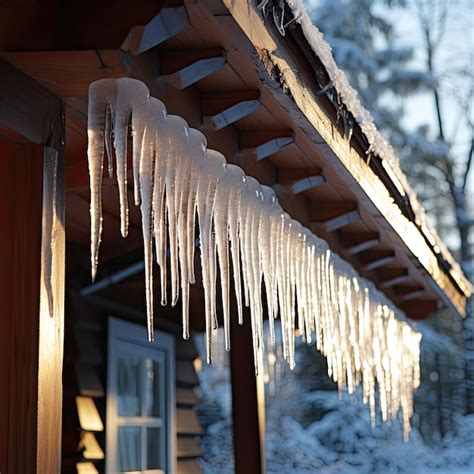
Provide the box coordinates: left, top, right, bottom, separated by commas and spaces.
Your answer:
305, 0, 436, 140
306, 0, 473, 279
306, 0, 473, 415
407, 0, 474, 412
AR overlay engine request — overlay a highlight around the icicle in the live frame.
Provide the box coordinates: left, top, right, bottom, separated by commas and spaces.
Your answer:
226, 165, 245, 326
104, 103, 114, 178
185, 135, 206, 287
114, 78, 149, 237
196, 149, 226, 363
151, 115, 174, 307
214, 164, 245, 351
138, 97, 167, 342
177, 129, 207, 340
163, 115, 190, 307
87, 77, 422, 440
87, 79, 117, 281
259, 185, 280, 346
239, 176, 265, 373
41, 147, 59, 317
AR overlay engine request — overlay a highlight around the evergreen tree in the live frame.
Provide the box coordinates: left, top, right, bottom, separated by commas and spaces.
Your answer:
306, 0, 436, 143
306, 0, 472, 278
305, 0, 471, 424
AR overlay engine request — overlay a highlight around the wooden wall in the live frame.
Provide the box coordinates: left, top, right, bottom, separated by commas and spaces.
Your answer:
61, 280, 204, 473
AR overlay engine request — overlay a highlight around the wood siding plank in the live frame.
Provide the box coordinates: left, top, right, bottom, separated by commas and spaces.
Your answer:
176, 388, 199, 407
177, 408, 203, 435
7, 144, 43, 474
177, 437, 203, 458
0, 140, 14, 473
177, 459, 203, 474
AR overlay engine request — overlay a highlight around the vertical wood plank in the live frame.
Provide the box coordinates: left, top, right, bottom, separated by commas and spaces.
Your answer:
37, 145, 65, 474
7, 143, 44, 474
230, 307, 266, 474
0, 140, 14, 474
0, 143, 65, 474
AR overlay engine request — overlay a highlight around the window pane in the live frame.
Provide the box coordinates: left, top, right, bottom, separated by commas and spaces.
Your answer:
118, 357, 141, 416
146, 427, 163, 470
143, 357, 162, 417
117, 426, 141, 472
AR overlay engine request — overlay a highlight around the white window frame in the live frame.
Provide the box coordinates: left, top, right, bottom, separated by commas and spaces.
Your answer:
106, 317, 176, 474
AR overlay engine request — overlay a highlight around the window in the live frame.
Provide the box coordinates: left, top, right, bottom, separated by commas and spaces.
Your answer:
106, 318, 175, 474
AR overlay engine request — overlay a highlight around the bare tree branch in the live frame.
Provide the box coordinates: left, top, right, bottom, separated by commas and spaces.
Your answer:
462, 131, 474, 192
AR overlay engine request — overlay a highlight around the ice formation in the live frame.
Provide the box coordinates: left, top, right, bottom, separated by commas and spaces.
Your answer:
87, 77, 421, 438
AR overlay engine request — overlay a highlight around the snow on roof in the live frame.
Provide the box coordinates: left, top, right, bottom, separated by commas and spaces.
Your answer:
276, 0, 470, 295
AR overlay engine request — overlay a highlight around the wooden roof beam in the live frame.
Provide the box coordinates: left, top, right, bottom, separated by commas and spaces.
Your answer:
241, 130, 295, 161
396, 285, 426, 302
310, 202, 360, 232
0, 59, 62, 145
340, 231, 380, 256
361, 250, 396, 271
323, 211, 360, 232
159, 48, 227, 90
239, 129, 295, 161
378, 268, 410, 289
201, 91, 261, 131
121, 6, 189, 55
277, 168, 326, 194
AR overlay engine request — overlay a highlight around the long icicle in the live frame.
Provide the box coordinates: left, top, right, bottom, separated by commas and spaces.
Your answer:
139, 97, 167, 341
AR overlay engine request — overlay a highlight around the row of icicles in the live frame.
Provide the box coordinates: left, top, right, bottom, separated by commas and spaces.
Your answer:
87, 78, 421, 439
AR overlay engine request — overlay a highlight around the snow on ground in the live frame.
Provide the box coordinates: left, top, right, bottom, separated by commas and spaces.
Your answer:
194, 331, 474, 474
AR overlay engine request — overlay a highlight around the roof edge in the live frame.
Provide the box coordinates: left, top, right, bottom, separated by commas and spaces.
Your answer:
278, 0, 471, 298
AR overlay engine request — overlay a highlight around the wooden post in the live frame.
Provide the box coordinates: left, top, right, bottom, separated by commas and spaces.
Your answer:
0, 141, 42, 474
0, 59, 65, 473
230, 306, 266, 474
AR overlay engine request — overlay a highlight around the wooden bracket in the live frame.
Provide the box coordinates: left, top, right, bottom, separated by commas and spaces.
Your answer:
340, 231, 380, 256
253, 136, 294, 161
121, 6, 190, 55
402, 290, 426, 301
277, 168, 326, 194
201, 91, 261, 130
378, 269, 410, 289
160, 48, 227, 89
360, 250, 396, 271
240, 130, 295, 160
310, 202, 360, 232
396, 285, 426, 301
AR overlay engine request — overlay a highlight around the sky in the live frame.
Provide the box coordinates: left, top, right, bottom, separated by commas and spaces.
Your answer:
379, 0, 474, 250
385, 1, 473, 157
